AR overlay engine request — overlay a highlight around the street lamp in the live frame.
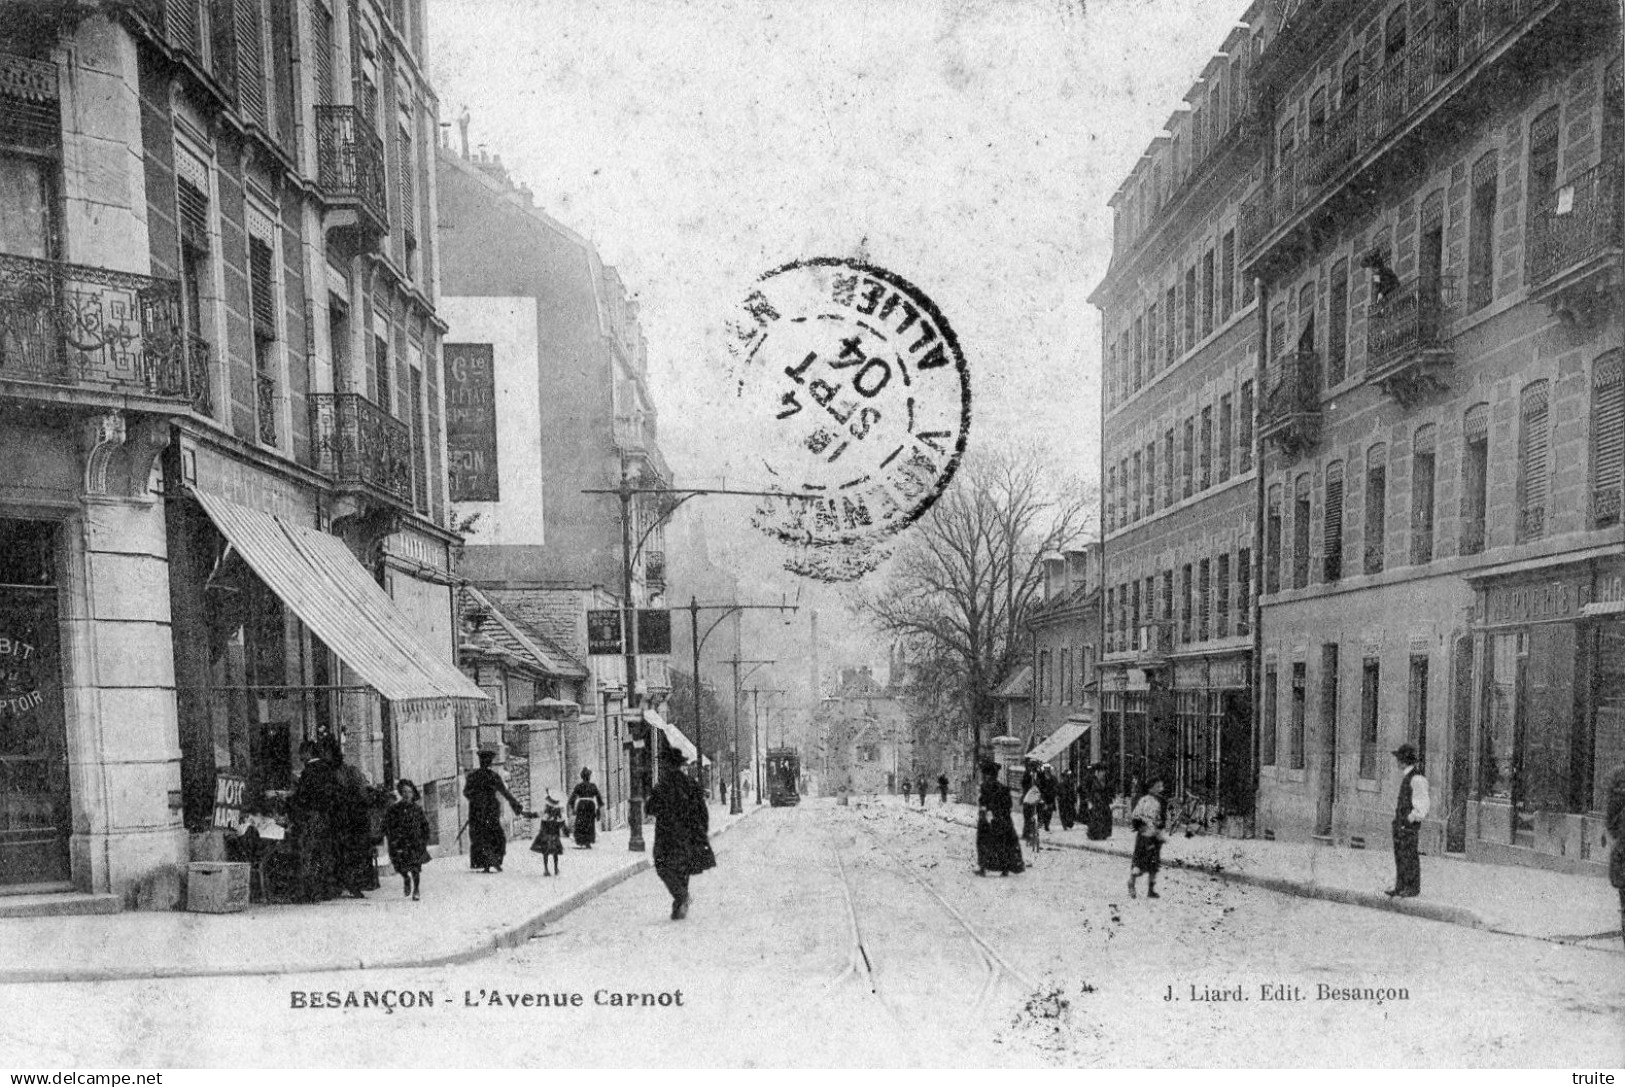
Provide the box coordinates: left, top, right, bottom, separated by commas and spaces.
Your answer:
688, 599, 797, 804
725, 657, 775, 814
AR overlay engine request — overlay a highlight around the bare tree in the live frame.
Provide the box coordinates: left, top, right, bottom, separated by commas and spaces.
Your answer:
857, 444, 1095, 784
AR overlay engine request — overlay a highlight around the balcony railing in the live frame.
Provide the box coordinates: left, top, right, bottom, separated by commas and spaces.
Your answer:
1135, 622, 1174, 666
1366, 276, 1456, 404
1245, 0, 1548, 265
314, 106, 389, 232
0, 252, 211, 412
1258, 351, 1321, 456
1527, 160, 1624, 293
309, 392, 413, 505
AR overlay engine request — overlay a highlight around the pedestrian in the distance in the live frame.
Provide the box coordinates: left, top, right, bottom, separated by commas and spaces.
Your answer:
1019, 760, 1041, 849
1085, 762, 1115, 840
975, 758, 1024, 876
1058, 768, 1078, 830
569, 767, 602, 848
1386, 743, 1428, 898
530, 790, 564, 876
719, 777, 728, 807
937, 773, 949, 804
1128, 776, 1169, 899
645, 746, 715, 919
1038, 763, 1058, 832
383, 779, 431, 900
464, 749, 523, 872
1606, 760, 1625, 952
901, 778, 912, 804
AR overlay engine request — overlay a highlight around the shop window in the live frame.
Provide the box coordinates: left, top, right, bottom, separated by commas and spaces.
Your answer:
1265, 483, 1282, 593
1462, 403, 1490, 553
1467, 152, 1498, 312
1323, 460, 1344, 581
1239, 379, 1254, 473
1290, 662, 1307, 770
1364, 443, 1387, 575
1359, 657, 1380, 779
1218, 394, 1233, 483
1589, 351, 1623, 528
1517, 380, 1550, 542
1262, 667, 1278, 766
1480, 632, 1521, 800
1292, 473, 1311, 590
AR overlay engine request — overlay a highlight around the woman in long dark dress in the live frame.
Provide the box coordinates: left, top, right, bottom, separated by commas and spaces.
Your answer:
383, 779, 431, 900
329, 747, 377, 896
287, 740, 338, 902
464, 750, 522, 872
1084, 762, 1115, 840
1058, 769, 1078, 830
975, 759, 1024, 876
569, 768, 603, 848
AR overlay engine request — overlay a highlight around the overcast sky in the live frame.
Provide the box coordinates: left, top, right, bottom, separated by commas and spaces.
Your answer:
427, 0, 1244, 681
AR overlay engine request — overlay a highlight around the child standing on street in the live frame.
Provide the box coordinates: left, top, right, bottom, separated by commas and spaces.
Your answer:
531, 791, 564, 876
1128, 777, 1169, 900
383, 779, 431, 901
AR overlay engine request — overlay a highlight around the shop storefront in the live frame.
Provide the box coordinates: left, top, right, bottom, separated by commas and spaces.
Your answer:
1171, 653, 1254, 820
1466, 555, 1625, 872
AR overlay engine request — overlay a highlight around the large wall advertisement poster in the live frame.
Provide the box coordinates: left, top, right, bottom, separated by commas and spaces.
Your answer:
445, 342, 500, 501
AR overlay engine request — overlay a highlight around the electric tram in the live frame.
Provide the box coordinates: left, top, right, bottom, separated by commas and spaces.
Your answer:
766, 747, 801, 806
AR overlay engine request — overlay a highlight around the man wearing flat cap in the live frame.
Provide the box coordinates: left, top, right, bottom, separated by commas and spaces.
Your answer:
1387, 743, 1429, 898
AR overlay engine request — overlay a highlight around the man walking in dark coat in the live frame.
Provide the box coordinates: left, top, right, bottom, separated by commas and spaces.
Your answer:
937, 773, 950, 805
1386, 744, 1429, 898
645, 746, 713, 919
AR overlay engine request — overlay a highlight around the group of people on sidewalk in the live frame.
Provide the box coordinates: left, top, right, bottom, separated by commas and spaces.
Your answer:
281, 738, 390, 903
901, 774, 953, 806
974, 759, 1116, 877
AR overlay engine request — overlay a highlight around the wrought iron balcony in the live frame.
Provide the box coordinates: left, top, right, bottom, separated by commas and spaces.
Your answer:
309, 392, 414, 506
0, 252, 211, 413
1243, 0, 1558, 269
1526, 159, 1623, 320
1258, 351, 1321, 457
1366, 276, 1456, 405
315, 106, 389, 238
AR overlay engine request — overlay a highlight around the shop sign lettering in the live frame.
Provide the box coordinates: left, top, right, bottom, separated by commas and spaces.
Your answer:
0, 636, 43, 714
1481, 579, 1589, 625
445, 343, 500, 502
212, 771, 247, 827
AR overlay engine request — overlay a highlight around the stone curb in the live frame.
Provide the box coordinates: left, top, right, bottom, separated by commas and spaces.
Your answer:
0, 808, 761, 986
893, 801, 1487, 932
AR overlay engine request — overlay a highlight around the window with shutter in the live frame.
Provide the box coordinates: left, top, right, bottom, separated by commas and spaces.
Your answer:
1201, 248, 1216, 337
1327, 258, 1348, 386
314, 2, 335, 106
1165, 286, 1179, 362
1262, 667, 1278, 766
1365, 443, 1387, 574
1145, 441, 1157, 515
248, 237, 276, 339
1412, 425, 1437, 564
1219, 393, 1233, 482
1182, 417, 1195, 498
177, 178, 209, 251
1293, 472, 1311, 589
411, 366, 428, 512
165, 0, 201, 55
1198, 558, 1211, 640
1164, 430, 1175, 505
1323, 461, 1344, 581
1200, 406, 1213, 490
1184, 265, 1197, 345
1181, 563, 1193, 643
1462, 402, 1490, 554
398, 122, 416, 241
1237, 548, 1252, 635
1216, 553, 1230, 637
1266, 483, 1282, 593
1131, 451, 1142, 522
1591, 351, 1625, 528
1239, 379, 1254, 473
1221, 231, 1236, 323
1468, 152, 1498, 311
1518, 380, 1550, 541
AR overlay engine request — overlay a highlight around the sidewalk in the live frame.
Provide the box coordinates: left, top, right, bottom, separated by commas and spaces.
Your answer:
877, 795, 1623, 955
0, 803, 755, 985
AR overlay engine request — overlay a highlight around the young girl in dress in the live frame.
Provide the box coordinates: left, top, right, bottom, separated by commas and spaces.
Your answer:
383, 779, 431, 900
531, 791, 564, 876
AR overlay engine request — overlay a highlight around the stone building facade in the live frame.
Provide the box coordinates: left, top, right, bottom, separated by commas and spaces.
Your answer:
1023, 547, 1101, 775
1090, 5, 1267, 816
1244, 0, 1622, 874
0, 0, 478, 905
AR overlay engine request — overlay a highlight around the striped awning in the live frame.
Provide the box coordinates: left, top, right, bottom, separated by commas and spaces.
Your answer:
192, 489, 487, 706
1026, 718, 1092, 765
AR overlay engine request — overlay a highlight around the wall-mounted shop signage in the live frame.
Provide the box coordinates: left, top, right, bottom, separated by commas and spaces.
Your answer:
445, 343, 500, 502
587, 610, 624, 656
212, 771, 247, 827
1480, 577, 1590, 626
0, 635, 43, 715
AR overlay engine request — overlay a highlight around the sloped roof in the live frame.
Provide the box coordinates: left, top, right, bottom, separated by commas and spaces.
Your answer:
461, 586, 588, 678
992, 665, 1033, 701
